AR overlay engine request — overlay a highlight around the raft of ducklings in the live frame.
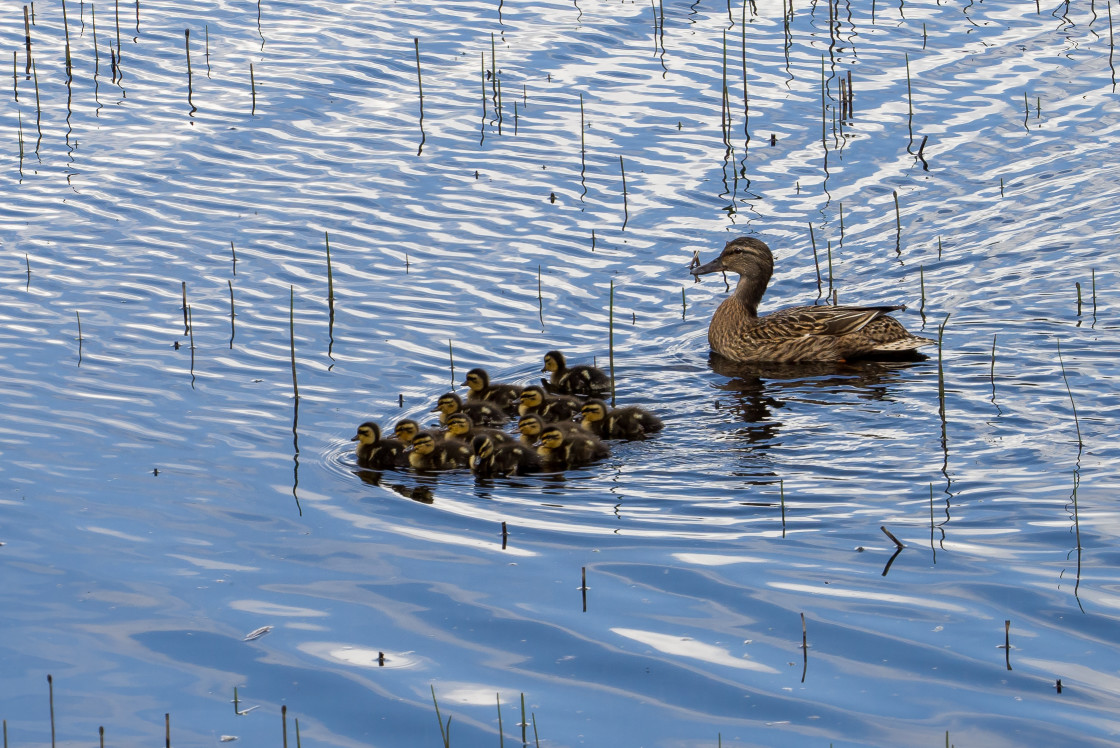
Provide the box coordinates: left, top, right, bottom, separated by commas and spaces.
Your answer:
351, 350, 664, 478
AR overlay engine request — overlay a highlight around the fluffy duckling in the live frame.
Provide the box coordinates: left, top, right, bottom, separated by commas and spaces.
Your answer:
462, 368, 522, 414
393, 418, 422, 445
470, 434, 542, 478
517, 385, 582, 422
579, 399, 664, 440
431, 392, 508, 426
351, 421, 407, 469
534, 424, 610, 471
444, 412, 515, 446
516, 413, 581, 446
407, 430, 472, 471
542, 350, 611, 397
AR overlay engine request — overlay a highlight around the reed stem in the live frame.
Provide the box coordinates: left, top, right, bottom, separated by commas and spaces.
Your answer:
1055, 339, 1083, 448
432, 686, 451, 748
250, 62, 256, 114
324, 231, 335, 313
181, 281, 189, 333
289, 286, 299, 400
809, 222, 821, 293
619, 155, 629, 227
414, 37, 424, 121
48, 674, 55, 748
496, 693, 504, 747
228, 280, 235, 348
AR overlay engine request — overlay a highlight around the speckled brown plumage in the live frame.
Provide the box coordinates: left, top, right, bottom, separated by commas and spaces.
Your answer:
691, 237, 934, 363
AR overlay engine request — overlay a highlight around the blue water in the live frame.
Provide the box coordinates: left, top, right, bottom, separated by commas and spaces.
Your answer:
2, 0, 1120, 745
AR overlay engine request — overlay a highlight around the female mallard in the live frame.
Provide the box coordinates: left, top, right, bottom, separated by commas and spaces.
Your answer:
407, 430, 472, 471
579, 399, 663, 440
541, 351, 611, 397
351, 421, 407, 469
690, 237, 934, 363
516, 413, 581, 446
470, 434, 542, 477
462, 368, 522, 414
431, 392, 508, 426
517, 385, 582, 422
534, 424, 610, 471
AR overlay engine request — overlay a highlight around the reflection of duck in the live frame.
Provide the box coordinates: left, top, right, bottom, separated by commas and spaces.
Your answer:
431, 392, 508, 426
408, 431, 472, 470
579, 399, 663, 440
516, 413, 580, 446
535, 424, 610, 471
541, 350, 611, 397
351, 422, 407, 469
518, 385, 582, 421
691, 237, 934, 363
462, 368, 522, 414
471, 434, 542, 477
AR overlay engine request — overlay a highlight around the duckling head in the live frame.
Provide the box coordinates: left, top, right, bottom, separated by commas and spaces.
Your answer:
410, 431, 437, 456
579, 400, 609, 424
534, 425, 566, 450
446, 413, 473, 438
471, 434, 496, 460
432, 392, 463, 416
518, 385, 547, 413
542, 350, 565, 373
394, 419, 420, 444
517, 413, 545, 438
462, 368, 490, 394
352, 421, 381, 445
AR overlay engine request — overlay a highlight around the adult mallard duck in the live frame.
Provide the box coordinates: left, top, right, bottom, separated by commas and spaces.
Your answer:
431, 392, 508, 426
690, 237, 934, 363
351, 421, 407, 469
407, 430, 472, 471
470, 434, 542, 477
517, 385, 582, 422
462, 368, 522, 414
534, 424, 610, 471
579, 400, 663, 440
541, 350, 611, 397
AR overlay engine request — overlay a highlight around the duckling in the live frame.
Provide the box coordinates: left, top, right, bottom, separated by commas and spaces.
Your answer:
579, 399, 664, 440
393, 418, 422, 445
351, 421, 407, 469
517, 385, 582, 422
470, 434, 542, 478
407, 430, 472, 471
431, 392, 508, 426
444, 412, 515, 446
516, 413, 581, 447
462, 368, 522, 414
534, 424, 610, 471
690, 236, 935, 362
541, 350, 612, 397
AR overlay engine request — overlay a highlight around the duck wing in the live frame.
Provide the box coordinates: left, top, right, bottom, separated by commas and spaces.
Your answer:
759, 304, 905, 340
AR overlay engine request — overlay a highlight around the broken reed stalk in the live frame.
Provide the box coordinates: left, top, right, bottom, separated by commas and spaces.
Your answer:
904, 52, 913, 121
164, 713, 170, 748
681, 286, 686, 318
880, 525, 904, 549
289, 286, 299, 400
826, 241, 833, 300
1075, 281, 1082, 317
92, 5, 99, 76
324, 231, 335, 313
32, 55, 41, 136
893, 190, 902, 238
12, 50, 16, 101
181, 281, 189, 333
608, 280, 616, 406
1055, 339, 1083, 448
936, 313, 950, 417
23, 5, 31, 74
990, 333, 996, 386
184, 28, 193, 109
838, 202, 844, 244
919, 265, 926, 318
1004, 620, 1012, 671
249, 62, 256, 114
282, 705, 288, 748
448, 338, 456, 386
1092, 268, 1097, 318
230, 240, 237, 273
62, 0, 72, 78
619, 155, 629, 227
496, 693, 504, 747
809, 223, 822, 293
779, 479, 786, 534
188, 304, 195, 373
579, 93, 586, 173
520, 693, 527, 745
431, 686, 451, 748
48, 674, 56, 747
480, 52, 486, 118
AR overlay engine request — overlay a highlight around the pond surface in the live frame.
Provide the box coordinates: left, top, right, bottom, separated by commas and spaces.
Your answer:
3, 0, 1120, 745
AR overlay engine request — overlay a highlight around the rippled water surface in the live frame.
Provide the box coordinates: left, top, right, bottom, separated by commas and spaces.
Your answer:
3, 0, 1120, 745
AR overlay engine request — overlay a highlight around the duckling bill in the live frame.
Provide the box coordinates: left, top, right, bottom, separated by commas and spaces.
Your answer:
691, 236, 934, 363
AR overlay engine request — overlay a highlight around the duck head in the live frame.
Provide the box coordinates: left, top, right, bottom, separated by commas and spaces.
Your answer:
352, 421, 381, 445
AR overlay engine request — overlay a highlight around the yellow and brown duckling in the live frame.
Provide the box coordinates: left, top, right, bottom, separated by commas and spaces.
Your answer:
407, 430, 472, 471
690, 236, 935, 363
534, 424, 610, 471
579, 399, 664, 440
444, 412, 516, 446
462, 368, 522, 414
351, 421, 408, 469
470, 434, 542, 478
516, 413, 581, 446
393, 418, 422, 445
517, 385, 582, 422
542, 350, 611, 397
431, 391, 508, 427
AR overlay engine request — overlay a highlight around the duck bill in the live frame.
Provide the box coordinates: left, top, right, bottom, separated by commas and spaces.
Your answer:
690, 257, 724, 277
350, 435, 359, 441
